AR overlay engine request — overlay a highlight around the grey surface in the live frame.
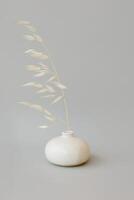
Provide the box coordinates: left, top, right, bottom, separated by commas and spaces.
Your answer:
0, 0, 134, 199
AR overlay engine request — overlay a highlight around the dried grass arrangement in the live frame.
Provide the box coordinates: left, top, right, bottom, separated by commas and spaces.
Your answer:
17, 20, 91, 166
18, 20, 71, 130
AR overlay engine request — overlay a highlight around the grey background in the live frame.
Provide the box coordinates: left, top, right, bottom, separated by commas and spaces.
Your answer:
0, 0, 134, 199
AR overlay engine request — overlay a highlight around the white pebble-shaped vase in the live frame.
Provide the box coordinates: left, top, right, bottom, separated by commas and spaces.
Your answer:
45, 130, 91, 167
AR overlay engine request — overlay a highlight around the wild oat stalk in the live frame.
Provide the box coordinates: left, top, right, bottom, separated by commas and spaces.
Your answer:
18, 20, 71, 130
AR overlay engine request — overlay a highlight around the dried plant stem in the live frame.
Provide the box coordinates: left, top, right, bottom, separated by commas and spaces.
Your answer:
41, 41, 71, 130
18, 21, 72, 130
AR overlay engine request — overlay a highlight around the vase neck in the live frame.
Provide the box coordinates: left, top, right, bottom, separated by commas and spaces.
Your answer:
62, 130, 74, 137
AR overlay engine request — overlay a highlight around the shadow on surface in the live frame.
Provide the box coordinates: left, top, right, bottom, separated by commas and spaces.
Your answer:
45, 154, 106, 169
86, 154, 105, 167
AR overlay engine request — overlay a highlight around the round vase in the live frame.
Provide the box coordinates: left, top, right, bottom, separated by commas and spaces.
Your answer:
45, 130, 91, 167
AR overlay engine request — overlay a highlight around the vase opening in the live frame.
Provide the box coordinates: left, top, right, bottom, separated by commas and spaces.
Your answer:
62, 130, 74, 137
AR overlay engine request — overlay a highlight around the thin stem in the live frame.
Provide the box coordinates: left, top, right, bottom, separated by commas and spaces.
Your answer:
41, 39, 71, 130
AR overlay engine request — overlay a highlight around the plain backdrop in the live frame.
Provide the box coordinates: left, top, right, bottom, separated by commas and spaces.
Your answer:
0, 0, 134, 199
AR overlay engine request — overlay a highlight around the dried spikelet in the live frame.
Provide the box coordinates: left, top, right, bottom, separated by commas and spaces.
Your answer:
30, 104, 44, 112
47, 75, 56, 83
43, 109, 53, 116
18, 20, 36, 32
37, 88, 48, 94
20, 101, 53, 117
44, 115, 55, 121
18, 101, 31, 106
24, 34, 35, 41
24, 33, 43, 43
26, 65, 41, 72
24, 24, 36, 32
52, 81, 67, 90
18, 20, 30, 25
21, 82, 34, 86
33, 83, 43, 88
40, 54, 48, 60
25, 49, 34, 53
46, 85, 55, 93
52, 96, 64, 104
30, 51, 42, 58
42, 94, 55, 98
39, 125, 48, 129
34, 71, 46, 77
18, 101, 43, 112
22, 82, 43, 89
33, 34, 43, 43
39, 63, 49, 70
19, 101, 53, 120
25, 49, 48, 60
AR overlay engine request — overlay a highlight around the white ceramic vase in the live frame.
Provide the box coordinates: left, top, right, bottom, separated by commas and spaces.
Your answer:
45, 130, 91, 167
